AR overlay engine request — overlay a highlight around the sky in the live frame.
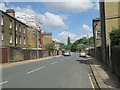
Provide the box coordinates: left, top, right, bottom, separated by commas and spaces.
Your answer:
0, 1, 100, 44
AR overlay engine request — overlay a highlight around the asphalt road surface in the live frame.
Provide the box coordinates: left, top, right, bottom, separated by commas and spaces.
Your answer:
2, 53, 94, 88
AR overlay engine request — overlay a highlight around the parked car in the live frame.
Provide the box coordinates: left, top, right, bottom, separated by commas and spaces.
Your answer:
62, 50, 65, 55
64, 51, 71, 56
79, 51, 86, 57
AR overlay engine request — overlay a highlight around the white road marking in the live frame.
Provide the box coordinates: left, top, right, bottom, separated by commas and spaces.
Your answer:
50, 61, 58, 65
27, 66, 46, 74
0, 81, 8, 85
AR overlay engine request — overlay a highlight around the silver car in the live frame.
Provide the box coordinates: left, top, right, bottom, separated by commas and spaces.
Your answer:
64, 51, 71, 56
79, 51, 86, 57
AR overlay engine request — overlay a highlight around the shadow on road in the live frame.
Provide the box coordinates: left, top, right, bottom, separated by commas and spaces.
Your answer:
76, 60, 88, 64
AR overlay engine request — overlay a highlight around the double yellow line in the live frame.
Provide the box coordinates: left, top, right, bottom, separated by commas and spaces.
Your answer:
88, 74, 95, 89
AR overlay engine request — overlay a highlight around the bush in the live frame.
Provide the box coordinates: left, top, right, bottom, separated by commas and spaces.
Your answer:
110, 29, 120, 46
45, 43, 56, 51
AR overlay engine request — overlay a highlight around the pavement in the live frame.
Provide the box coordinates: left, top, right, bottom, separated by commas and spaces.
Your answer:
86, 56, 120, 89
1, 53, 94, 88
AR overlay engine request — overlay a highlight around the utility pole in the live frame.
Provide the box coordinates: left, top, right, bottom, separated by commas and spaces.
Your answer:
87, 34, 90, 55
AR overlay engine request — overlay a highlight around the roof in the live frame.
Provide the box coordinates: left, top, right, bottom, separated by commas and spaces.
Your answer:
92, 18, 100, 21
42, 32, 52, 35
0, 10, 28, 27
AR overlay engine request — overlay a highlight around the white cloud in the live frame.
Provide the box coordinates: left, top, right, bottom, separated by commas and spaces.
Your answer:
56, 31, 81, 44
15, 5, 37, 15
55, 24, 93, 44
80, 24, 93, 37
44, 0, 94, 12
41, 12, 68, 29
94, 1, 99, 10
11, 5, 68, 30
81, 24, 92, 32
0, 2, 7, 11
52, 38, 61, 42
0, 3, 67, 30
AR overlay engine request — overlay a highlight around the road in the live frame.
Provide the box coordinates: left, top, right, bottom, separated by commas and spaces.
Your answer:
2, 53, 94, 88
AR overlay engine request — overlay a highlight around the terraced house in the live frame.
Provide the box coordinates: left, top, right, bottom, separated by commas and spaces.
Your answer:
0, 9, 28, 62
92, 0, 120, 79
0, 9, 60, 63
92, 18, 102, 61
100, 1, 120, 65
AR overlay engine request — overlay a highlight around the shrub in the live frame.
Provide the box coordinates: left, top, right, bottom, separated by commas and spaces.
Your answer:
110, 29, 120, 46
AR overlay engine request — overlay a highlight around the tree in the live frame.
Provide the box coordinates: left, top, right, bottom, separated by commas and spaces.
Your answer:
45, 43, 57, 51
80, 37, 89, 45
76, 44, 85, 51
88, 36, 94, 45
110, 29, 120, 46
65, 43, 72, 50
71, 36, 93, 52
67, 36, 71, 45
59, 43, 66, 49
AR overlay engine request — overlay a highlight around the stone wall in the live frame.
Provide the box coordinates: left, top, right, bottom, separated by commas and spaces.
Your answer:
9, 47, 24, 62
111, 46, 120, 77
95, 46, 120, 80
2, 48, 61, 63
95, 47, 102, 61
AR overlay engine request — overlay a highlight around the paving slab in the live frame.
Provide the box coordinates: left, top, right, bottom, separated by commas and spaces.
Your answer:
87, 56, 119, 89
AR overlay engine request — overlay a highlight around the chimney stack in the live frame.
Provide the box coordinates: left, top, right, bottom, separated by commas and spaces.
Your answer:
6, 9, 15, 17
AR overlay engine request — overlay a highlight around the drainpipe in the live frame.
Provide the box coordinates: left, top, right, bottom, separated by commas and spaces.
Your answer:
37, 29, 39, 58
100, 1, 107, 64
40, 29, 43, 50
108, 34, 112, 72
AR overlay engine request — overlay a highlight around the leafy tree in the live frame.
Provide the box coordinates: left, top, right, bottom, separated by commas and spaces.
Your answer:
67, 36, 71, 45
80, 37, 89, 45
76, 44, 85, 51
110, 29, 120, 46
45, 43, 57, 51
88, 36, 94, 45
70, 36, 94, 52
65, 43, 72, 50
59, 43, 66, 49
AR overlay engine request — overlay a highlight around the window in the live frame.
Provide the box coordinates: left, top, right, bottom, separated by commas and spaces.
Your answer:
33, 31, 36, 35
23, 27, 26, 33
1, 16, 3, 26
19, 25, 21, 32
96, 31, 101, 39
9, 20, 12, 29
24, 38, 26, 45
16, 36, 18, 44
10, 33, 12, 43
1, 31, 4, 41
20, 37, 21, 44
